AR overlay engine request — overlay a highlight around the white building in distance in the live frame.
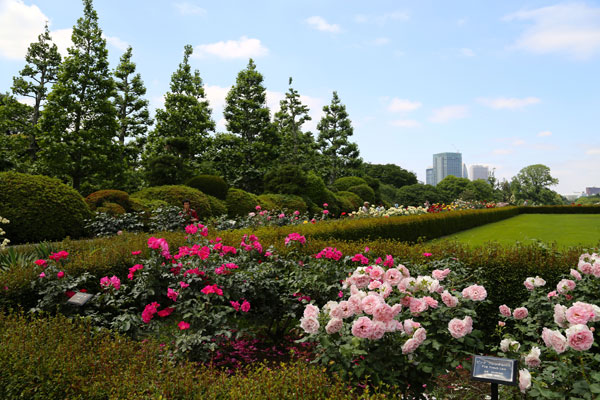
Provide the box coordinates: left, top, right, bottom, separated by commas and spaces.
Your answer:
469, 165, 490, 181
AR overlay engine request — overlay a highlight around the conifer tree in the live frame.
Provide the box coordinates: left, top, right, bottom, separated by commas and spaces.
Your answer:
11, 23, 61, 159
317, 91, 361, 185
38, 0, 119, 192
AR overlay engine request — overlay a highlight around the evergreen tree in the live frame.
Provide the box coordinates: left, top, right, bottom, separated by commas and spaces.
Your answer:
0, 93, 33, 171
224, 59, 278, 192
274, 77, 317, 167
11, 23, 61, 160
143, 44, 214, 183
38, 0, 119, 192
317, 91, 361, 185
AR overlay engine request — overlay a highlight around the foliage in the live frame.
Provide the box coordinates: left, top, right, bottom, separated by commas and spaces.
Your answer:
304, 171, 328, 205
257, 194, 308, 213
206, 195, 228, 217
336, 191, 362, 213
574, 194, 600, 205
226, 188, 260, 217
185, 175, 229, 200
317, 92, 361, 185
38, 0, 120, 191
333, 176, 367, 192
347, 184, 376, 204
460, 179, 496, 202
436, 175, 471, 203
85, 189, 133, 212
132, 185, 212, 219
361, 163, 417, 189
396, 184, 444, 206
511, 164, 560, 205
263, 164, 308, 196
0, 93, 33, 171
144, 153, 188, 186
0, 171, 91, 244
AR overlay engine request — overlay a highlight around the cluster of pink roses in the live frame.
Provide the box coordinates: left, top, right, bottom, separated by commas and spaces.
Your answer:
100, 275, 121, 290
240, 234, 263, 253
184, 223, 208, 236
147, 237, 170, 258
577, 252, 600, 276
230, 299, 251, 312
314, 247, 343, 261
127, 264, 143, 280
284, 232, 306, 246
49, 250, 69, 261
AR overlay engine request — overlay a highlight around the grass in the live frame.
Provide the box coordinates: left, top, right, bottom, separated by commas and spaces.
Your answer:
438, 214, 600, 247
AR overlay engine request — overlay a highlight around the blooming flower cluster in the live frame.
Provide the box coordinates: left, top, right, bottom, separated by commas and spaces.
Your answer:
285, 232, 306, 246
0, 216, 9, 250
100, 275, 121, 290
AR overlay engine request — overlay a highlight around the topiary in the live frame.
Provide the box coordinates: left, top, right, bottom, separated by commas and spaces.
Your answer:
305, 172, 328, 205
225, 188, 259, 217
96, 202, 126, 215
335, 191, 362, 213
128, 197, 150, 213
206, 195, 227, 216
85, 189, 132, 212
347, 184, 376, 204
0, 172, 91, 244
185, 175, 229, 200
332, 176, 367, 192
257, 194, 308, 213
321, 189, 341, 217
263, 165, 308, 196
132, 185, 212, 219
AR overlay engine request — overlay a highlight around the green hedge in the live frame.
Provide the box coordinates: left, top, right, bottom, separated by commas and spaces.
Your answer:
348, 184, 376, 204
332, 176, 367, 192
207, 195, 228, 216
0, 312, 370, 400
132, 185, 212, 219
257, 194, 308, 213
85, 189, 133, 212
520, 205, 600, 214
226, 188, 259, 217
185, 175, 229, 200
0, 172, 91, 244
336, 191, 362, 213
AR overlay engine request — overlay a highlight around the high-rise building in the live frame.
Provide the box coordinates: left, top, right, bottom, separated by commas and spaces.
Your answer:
431, 152, 463, 186
469, 165, 490, 181
426, 168, 434, 185
462, 163, 468, 179
586, 187, 600, 196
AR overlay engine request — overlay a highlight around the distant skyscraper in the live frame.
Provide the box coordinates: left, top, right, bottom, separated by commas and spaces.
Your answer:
426, 168, 434, 185
462, 163, 468, 179
431, 152, 462, 186
469, 165, 490, 181
586, 187, 600, 196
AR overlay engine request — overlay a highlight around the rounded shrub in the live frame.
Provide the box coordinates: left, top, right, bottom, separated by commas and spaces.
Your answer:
0, 172, 91, 244
257, 194, 308, 213
348, 184, 376, 204
96, 202, 126, 215
263, 165, 308, 196
132, 185, 212, 219
305, 172, 327, 205
322, 189, 341, 217
225, 188, 259, 217
336, 191, 362, 212
85, 189, 132, 212
206, 195, 227, 216
185, 175, 229, 200
332, 176, 367, 192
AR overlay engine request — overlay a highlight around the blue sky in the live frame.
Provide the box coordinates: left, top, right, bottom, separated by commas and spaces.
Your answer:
1, 0, 599, 194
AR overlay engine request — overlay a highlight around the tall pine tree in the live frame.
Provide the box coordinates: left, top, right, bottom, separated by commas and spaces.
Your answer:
143, 44, 214, 185
273, 77, 317, 167
317, 91, 361, 185
38, 0, 119, 192
11, 23, 61, 160
224, 59, 278, 192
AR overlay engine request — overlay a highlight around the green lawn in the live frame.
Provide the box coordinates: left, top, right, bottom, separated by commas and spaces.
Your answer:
438, 214, 600, 247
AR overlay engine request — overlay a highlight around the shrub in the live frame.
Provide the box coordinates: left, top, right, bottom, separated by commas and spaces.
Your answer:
304, 171, 328, 205
257, 194, 308, 213
144, 154, 190, 186
520, 205, 600, 214
263, 165, 308, 196
322, 189, 341, 217
97, 202, 126, 215
226, 188, 259, 217
129, 197, 168, 211
0, 172, 91, 244
132, 185, 212, 219
207, 195, 227, 216
336, 191, 362, 213
185, 175, 229, 200
332, 176, 367, 192
348, 184, 376, 204
85, 189, 133, 212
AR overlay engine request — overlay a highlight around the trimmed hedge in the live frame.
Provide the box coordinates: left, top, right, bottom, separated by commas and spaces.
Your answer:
257, 194, 308, 213
0, 172, 91, 244
332, 176, 367, 192
207, 195, 228, 216
520, 205, 600, 214
132, 185, 212, 219
226, 188, 259, 217
97, 202, 126, 215
185, 175, 229, 200
85, 189, 133, 212
348, 184, 376, 204
336, 191, 362, 213
0, 312, 371, 400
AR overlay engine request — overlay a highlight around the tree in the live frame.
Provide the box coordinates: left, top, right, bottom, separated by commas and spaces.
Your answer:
362, 163, 417, 188
11, 23, 61, 160
0, 93, 33, 171
317, 91, 361, 185
144, 44, 214, 184
461, 179, 495, 202
224, 59, 278, 192
38, 0, 119, 192
512, 164, 559, 204
274, 77, 317, 167
396, 184, 443, 206
436, 175, 471, 203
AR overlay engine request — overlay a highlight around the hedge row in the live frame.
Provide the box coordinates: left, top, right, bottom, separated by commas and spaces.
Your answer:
0, 312, 385, 400
520, 205, 600, 214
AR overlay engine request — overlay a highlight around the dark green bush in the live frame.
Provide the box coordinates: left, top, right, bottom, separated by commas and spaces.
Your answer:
185, 175, 229, 200
144, 154, 190, 186
332, 176, 367, 192
263, 165, 308, 196
348, 184, 376, 204
0, 172, 91, 244
132, 185, 212, 219
336, 191, 362, 213
206, 195, 227, 216
257, 194, 308, 213
85, 189, 133, 212
304, 171, 328, 206
520, 205, 600, 214
226, 188, 259, 217
96, 202, 126, 215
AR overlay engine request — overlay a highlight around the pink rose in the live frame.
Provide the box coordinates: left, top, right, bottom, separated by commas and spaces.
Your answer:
554, 304, 568, 328
566, 324, 594, 351
409, 297, 427, 314
241, 300, 251, 312
362, 294, 382, 315
384, 268, 403, 285
524, 279, 535, 291
432, 268, 450, 281
579, 262, 593, 275
325, 318, 343, 334
179, 281, 189, 288
403, 319, 420, 335
331, 301, 353, 319
401, 338, 421, 354
369, 266, 385, 280
423, 296, 438, 309
57, 271, 65, 279
448, 316, 473, 338
178, 321, 190, 330
461, 284, 487, 301
519, 369, 531, 393
441, 290, 458, 308
373, 303, 394, 322
300, 316, 320, 334
303, 304, 320, 319
498, 321, 505, 327
556, 279, 576, 294
352, 316, 374, 338
542, 327, 567, 354
547, 291, 557, 299
39, 272, 46, 278
167, 288, 179, 302
524, 346, 541, 368
566, 302, 595, 325
370, 321, 386, 340
499, 304, 511, 317
570, 269, 582, 280
513, 307, 529, 320
413, 327, 427, 344
34, 259, 47, 267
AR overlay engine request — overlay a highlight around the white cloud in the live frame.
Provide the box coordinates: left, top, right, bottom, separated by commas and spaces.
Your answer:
305, 16, 341, 33
537, 130, 552, 137
505, 3, 600, 59
103, 34, 128, 51
492, 148, 514, 155
205, 85, 230, 112
174, 2, 206, 16
0, 0, 47, 59
354, 11, 409, 25
390, 119, 421, 128
430, 105, 469, 123
460, 47, 475, 57
478, 96, 541, 110
387, 98, 421, 112
512, 139, 526, 146
586, 148, 600, 155
371, 37, 390, 46
51, 28, 72, 57
194, 36, 268, 59
17, 96, 35, 106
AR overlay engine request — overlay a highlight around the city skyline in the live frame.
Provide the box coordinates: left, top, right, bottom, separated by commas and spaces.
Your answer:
0, 0, 599, 194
